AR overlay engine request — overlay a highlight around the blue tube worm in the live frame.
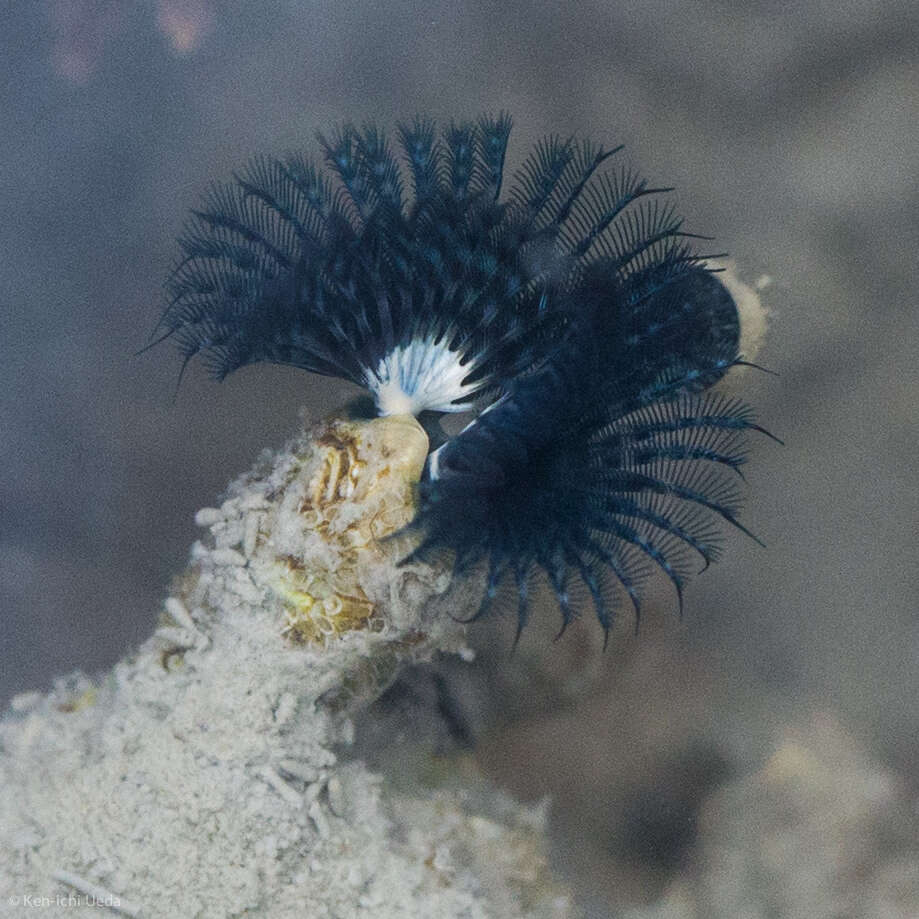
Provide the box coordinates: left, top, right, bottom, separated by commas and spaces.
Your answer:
156, 115, 776, 643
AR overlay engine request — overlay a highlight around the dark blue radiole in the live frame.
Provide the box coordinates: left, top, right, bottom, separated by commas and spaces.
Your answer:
155, 114, 777, 642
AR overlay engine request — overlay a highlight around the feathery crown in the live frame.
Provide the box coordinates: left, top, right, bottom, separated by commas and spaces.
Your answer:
156, 115, 776, 641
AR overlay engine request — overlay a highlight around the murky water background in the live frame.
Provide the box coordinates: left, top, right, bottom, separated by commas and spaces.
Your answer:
2, 2, 917, 914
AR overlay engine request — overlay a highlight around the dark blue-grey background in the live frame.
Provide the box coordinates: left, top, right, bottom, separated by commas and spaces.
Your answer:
2, 1, 917, 904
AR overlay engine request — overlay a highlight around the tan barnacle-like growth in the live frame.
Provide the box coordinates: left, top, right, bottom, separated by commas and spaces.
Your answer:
264, 413, 430, 644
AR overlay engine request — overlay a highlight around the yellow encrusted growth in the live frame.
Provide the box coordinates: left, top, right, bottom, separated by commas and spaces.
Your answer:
275, 562, 379, 643
271, 414, 429, 644
57, 686, 98, 713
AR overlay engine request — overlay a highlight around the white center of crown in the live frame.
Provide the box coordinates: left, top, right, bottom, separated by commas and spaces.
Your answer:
369, 336, 481, 416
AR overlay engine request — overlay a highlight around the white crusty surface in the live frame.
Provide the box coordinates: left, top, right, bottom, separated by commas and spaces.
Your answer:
0, 414, 574, 919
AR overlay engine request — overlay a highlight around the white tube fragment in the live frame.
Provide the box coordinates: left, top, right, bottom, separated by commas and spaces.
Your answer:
259, 765, 304, 807
277, 759, 321, 784
153, 626, 196, 648
52, 869, 141, 918
164, 597, 197, 632
194, 507, 223, 527
243, 513, 261, 558
210, 547, 247, 567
